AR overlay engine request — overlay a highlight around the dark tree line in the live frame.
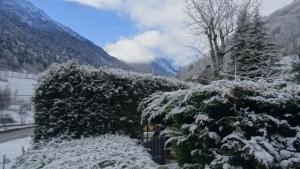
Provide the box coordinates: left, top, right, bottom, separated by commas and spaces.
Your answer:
0, 86, 10, 111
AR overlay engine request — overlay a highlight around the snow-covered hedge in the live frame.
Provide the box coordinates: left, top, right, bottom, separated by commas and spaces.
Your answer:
33, 61, 188, 141
140, 80, 300, 169
12, 135, 157, 169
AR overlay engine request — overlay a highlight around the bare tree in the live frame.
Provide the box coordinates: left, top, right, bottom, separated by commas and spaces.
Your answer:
185, 0, 256, 79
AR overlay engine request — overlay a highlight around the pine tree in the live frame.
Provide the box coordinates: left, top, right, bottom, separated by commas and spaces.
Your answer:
229, 8, 253, 80
249, 9, 278, 79
229, 8, 278, 80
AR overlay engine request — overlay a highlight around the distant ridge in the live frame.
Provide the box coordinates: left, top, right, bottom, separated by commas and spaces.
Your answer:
129, 58, 177, 77
265, 0, 300, 56
0, 0, 129, 73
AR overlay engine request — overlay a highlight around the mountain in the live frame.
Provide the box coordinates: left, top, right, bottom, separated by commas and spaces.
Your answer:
176, 56, 213, 84
0, 0, 129, 73
265, 0, 300, 56
129, 58, 177, 76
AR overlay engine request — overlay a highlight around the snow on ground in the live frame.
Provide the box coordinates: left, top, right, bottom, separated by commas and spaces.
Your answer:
0, 71, 37, 125
6, 77, 36, 99
0, 110, 34, 126
163, 161, 179, 169
12, 135, 158, 169
0, 73, 36, 101
3, 110, 34, 125
0, 137, 31, 169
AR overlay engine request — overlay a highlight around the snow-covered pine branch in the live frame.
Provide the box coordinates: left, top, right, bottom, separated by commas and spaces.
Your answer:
140, 80, 300, 168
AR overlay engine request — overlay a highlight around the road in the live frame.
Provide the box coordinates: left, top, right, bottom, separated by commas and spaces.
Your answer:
0, 124, 34, 132
0, 127, 34, 143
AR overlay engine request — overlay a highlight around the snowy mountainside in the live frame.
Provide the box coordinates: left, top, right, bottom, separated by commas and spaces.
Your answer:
130, 57, 177, 76
0, 0, 129, 73
265, 0, 300, 55
176, 56, 212, 83
154, 58, 177, 75
0, 0, 84, 40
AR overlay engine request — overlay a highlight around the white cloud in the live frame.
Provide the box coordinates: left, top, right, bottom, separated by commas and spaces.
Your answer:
67, 0, 193, 65
67, 0, 293, 65
105, 30, 195, 65
105, 31, 160, 63
67, 0, 184, 29
66, 0, 123, 10
124, 0, 184, 29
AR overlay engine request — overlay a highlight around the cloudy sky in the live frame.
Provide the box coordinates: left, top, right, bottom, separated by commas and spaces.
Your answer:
29, 0, 293, 66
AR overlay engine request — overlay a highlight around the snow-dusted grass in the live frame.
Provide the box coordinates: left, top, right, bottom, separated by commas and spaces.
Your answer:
12, 135, 158, 169
0, 137, 31, 169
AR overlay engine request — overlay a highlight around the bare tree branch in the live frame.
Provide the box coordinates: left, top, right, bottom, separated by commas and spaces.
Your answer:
185, 0, 257, 79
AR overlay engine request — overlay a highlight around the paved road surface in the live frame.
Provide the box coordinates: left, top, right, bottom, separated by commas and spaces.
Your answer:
0, 127, 34, 143
0, 124, 34, 132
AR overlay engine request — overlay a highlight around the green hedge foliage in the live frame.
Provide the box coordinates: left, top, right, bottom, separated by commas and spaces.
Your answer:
33, 61, 187, 142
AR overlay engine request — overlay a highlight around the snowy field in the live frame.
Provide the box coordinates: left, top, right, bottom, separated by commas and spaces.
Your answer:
1, 110, 34, 125
0, 71, 37, 125
0, 137, 31, 169
0, 72, 37, 101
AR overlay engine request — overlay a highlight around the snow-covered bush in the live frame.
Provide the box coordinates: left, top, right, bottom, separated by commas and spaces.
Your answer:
140, 80, 300, 169
12, 134, 158, 169
267, 55, 298, 82
33, 61, 188, 141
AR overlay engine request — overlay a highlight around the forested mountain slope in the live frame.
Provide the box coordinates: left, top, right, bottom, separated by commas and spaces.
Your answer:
0, 0, 129, 73
265, 0, 300, 55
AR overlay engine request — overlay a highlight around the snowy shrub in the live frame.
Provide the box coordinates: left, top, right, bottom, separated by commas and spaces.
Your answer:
140, 80, 300, 169
12, 134, 158, 169
33, 61, 187, 141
